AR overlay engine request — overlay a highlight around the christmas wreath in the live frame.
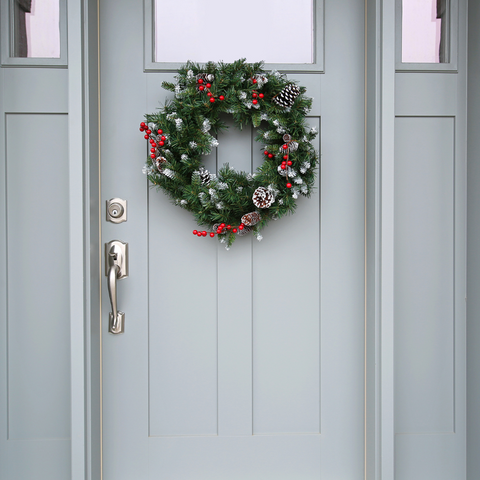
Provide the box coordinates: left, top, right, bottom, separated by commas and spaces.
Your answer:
139, 59, 318, 248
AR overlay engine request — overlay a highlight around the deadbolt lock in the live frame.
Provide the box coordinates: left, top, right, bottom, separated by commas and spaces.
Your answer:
106, 198, 127, 223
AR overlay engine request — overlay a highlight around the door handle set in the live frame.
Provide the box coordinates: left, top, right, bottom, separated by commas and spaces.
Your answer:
105, 240, 128, 334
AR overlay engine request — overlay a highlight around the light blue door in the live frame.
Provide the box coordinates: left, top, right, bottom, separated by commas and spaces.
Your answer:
100, 0, 366, 479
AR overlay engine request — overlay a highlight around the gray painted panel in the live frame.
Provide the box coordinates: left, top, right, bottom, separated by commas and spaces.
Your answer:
394, 116, 454, 434
148, 193, 218, 436
4, 439, 70, 479
148, 434, 321, 480
2, 68, 68, 113
252, 117, 320, 435
6, 113, 71, 440
396, 433, 461, 480
217, 117, 253, 437
395, 73, 457, 117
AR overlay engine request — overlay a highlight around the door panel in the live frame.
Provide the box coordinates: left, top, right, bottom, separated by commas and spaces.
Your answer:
393, 0, 467, 476
101, 1, 365, 478
0, 65, 71, 480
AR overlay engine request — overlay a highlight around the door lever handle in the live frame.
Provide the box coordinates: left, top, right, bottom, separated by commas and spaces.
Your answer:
105, 240, 128, 334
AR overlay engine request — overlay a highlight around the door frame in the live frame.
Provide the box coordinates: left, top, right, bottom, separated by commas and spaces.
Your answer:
71, 0, 478, 479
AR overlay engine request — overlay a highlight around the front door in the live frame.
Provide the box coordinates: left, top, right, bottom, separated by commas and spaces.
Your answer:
100, 1, 366, 478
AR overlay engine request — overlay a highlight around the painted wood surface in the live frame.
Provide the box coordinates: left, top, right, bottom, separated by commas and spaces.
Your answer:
100, 0, 365, 479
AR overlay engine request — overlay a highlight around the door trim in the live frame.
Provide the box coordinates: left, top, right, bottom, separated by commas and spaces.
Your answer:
83, 1, 396, 479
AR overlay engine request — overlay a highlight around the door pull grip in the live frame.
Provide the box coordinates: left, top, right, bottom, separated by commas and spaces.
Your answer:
105, 240, 128, 334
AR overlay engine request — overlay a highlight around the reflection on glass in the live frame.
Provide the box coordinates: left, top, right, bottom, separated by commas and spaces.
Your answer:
154, 0, 313, 64
402, 0, 449, 63
12, 0, 60, 58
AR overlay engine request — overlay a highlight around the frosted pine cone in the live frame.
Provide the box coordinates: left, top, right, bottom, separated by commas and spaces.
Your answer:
241, 211, 261, 226
237, 225, 254, 236
198, 167, 212, 185
155, 156, 167, 172
252, 187, 275, 208
273, 84, 301, 108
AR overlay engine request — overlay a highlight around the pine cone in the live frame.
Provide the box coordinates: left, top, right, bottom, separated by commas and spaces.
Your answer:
155, 156, 167, 172
198, 167, 212, 185
237, 225, 254, 236
241, 211, 262, 226
252, 187, 275, 209
273, 84, 301, 108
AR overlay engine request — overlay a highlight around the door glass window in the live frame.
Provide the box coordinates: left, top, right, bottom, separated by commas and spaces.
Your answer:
402, 0, 449, 63
154, 0, 313, 64
12, 0, 60, 58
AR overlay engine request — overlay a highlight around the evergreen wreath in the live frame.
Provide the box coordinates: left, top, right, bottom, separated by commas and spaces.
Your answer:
139, 59, 318, 248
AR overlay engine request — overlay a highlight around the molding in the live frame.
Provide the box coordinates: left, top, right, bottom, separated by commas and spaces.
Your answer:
366, 0, 396, 478
395, 0, 459, 72
0, 0, 68, 67
143, 0, 325, 73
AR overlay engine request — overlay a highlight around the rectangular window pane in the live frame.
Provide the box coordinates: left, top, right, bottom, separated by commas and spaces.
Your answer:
402, 0, 449, 63
155, 0, 313, 64
12, 0, 60, 58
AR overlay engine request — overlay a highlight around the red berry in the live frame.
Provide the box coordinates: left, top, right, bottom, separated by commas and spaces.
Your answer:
202, 231, 207, 237
264, 150, 269, 155
252, 93, 257, 98
158, 129, 163, 134
140, 127, 145, 132
282, 144, 288, 150
199, 85, 205, 91
210, 97, 215, 103
207, 92, 212, 96
150, 148, 156, 153
286, 183, 292, 188
197, 232, 202, 237
141, 122, 146, 127
198, 78, 203, 84
268, 153, 273, 158
232, 228, 237, 233
259, 93, 264, 99
239, 224, 244, 230
283, 155, 288, 160
144, 134, 149, 139
193, 230, 198, 235
150, 154, 156, 158
227, 225, 231, 230
150, 139, 155, 144
161, 136, 166, 141
206, 83, 211, 88
287, 160, 292, 166
210, 232, 215, 237
220, 223, 225, 227
219, 95, 225, 100
281, 165, 286, 170
146, 129, 152, 135
252, 78, 257, 84
252, 99, 258, 105
159, 141, 165, 146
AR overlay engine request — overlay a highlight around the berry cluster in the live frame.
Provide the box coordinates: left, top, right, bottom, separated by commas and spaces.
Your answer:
197, 78, 225, 103
139, 122, 165, 159
265, 142, 294, 189
192, 222, 246, 239
193, 230, 215, 238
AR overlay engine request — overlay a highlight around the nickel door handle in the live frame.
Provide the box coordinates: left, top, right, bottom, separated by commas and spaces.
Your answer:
105, 240, 128, 334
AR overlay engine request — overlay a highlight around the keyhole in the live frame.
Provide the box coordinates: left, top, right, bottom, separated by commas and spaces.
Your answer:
112, 209, 118, 216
